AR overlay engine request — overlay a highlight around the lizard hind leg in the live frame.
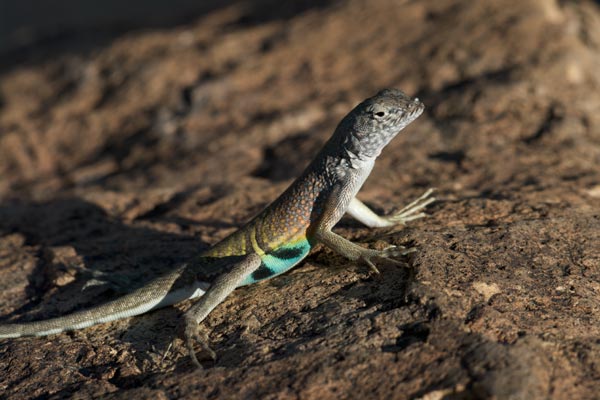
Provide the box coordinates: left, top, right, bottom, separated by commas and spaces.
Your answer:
183, 253, 262, 368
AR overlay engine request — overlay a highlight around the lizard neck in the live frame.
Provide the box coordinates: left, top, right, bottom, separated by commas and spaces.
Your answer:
320, 153, 375, 227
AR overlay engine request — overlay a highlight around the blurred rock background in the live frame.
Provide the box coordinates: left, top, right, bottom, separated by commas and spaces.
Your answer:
0, 1, 599, 399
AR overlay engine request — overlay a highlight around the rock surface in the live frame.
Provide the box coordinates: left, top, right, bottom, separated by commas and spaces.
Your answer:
1, 0, 599, 398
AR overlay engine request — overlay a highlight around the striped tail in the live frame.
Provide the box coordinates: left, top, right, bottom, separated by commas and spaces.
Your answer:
0, 265, 209, 338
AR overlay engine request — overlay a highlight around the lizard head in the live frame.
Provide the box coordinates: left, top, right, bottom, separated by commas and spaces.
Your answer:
336, 89, 424, 160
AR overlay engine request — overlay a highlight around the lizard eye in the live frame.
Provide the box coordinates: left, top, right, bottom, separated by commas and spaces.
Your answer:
375, 111, 385, 117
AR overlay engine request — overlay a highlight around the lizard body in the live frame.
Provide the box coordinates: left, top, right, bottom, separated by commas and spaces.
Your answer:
0, 89, 434, 366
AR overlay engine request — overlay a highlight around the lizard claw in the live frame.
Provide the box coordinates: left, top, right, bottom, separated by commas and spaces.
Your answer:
359, 245, 415, 273
382, 244, 416, 257
184, 317, 216, 369
388, 188, 436, 225
362, 257, 381, 274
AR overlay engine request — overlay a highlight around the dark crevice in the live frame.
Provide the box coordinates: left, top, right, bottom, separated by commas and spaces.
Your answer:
429, 150, 466, 169
381, 321, 430, 353
415, 65, 519, 136
226, 0, 337, 28
417, 65, 517, 107
523, 103, 564, 144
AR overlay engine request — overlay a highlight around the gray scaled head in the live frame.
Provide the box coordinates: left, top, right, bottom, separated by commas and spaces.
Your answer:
336, 88, 424, 160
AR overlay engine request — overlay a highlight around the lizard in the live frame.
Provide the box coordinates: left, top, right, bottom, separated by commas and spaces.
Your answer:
0, 88, 434, 367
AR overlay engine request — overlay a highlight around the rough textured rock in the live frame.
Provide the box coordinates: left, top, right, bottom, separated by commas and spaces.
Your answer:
1, 0, 599, 398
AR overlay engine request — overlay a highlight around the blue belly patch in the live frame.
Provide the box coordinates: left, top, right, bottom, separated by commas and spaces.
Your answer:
239, 239, 311, 285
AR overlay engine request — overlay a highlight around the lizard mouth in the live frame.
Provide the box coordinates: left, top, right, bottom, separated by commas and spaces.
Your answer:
408, 99, 425, 119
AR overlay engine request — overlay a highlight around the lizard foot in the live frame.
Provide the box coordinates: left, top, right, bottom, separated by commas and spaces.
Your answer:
387, 188, 436, 225
184, 316, 217, 369
77, 267, 137, 294
359, 245, 416, 274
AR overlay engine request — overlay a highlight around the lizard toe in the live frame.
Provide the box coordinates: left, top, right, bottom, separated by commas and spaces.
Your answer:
184, 318, 216, 368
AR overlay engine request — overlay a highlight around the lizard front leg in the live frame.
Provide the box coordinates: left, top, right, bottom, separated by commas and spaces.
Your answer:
183, 253, 262, 368
313, 185, 416, 274
346, 189, 435, 228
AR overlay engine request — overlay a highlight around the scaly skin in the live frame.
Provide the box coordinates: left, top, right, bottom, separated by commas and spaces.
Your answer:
0, 89, 435, 367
